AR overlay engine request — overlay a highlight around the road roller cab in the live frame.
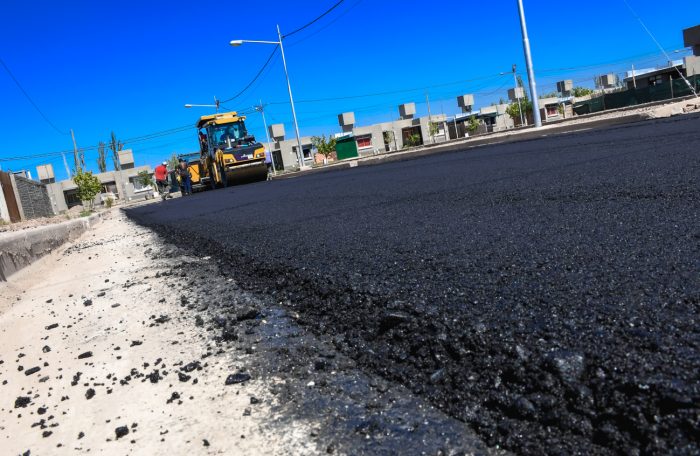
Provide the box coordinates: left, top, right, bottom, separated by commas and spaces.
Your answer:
196, 112, 267, 188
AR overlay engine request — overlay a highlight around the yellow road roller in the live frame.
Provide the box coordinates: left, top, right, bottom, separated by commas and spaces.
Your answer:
196, 111, 267, 188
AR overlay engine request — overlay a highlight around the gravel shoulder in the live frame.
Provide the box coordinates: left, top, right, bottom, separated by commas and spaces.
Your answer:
0, 211, 305, 455
1, 211, 494, 455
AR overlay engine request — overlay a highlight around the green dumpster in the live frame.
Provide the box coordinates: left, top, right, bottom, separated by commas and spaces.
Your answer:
335, 135, 359, 161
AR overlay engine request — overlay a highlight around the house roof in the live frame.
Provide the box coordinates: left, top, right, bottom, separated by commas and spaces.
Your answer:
623, 63, 683, 82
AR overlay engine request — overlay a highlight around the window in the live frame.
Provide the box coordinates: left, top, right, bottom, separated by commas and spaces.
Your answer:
130, 176, 148, 191
546, 105, 559, 116
356, 135, 372, 149
293, 145, 313, 160
649, 75, 663, 86
211, 122, 249, 148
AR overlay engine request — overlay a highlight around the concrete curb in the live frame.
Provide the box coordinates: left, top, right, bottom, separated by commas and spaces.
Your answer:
0, 213, 103, 281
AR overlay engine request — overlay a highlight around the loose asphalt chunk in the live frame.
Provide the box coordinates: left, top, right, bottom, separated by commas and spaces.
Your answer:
114, 426, 129, 439
225, 373, 251, 385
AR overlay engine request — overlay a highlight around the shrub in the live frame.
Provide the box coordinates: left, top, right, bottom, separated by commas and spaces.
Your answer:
404, 134, 421, 148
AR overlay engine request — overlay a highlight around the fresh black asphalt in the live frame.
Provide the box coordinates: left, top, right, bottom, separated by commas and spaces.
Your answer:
127, 113, 700, 455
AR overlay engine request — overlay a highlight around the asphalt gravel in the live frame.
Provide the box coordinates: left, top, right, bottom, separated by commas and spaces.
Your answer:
127, 114, 700, 455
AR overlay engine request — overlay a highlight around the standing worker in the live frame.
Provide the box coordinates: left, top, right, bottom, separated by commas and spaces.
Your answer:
176, 159, 192, 196
264, 149, 273, 181
154, 161, 169, 197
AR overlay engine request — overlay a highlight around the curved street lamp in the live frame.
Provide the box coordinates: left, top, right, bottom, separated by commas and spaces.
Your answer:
230, 25, 305, 170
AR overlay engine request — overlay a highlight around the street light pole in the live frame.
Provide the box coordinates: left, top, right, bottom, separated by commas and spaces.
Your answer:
516, 0, 542, 128
276, 25, 305, 169
230, 26, 306, 170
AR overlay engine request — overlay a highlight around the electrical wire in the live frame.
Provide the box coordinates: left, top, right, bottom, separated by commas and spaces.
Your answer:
287, 0, 363, 48
283, 0, 345, 38
0, 56, 68, 135
220, 46, 279, 103
0, 124, 194, 163
265, 73, 507, 106
620, 0, 697, 96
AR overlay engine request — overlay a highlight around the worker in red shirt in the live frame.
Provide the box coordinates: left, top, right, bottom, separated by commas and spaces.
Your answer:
154, 161, 169, 195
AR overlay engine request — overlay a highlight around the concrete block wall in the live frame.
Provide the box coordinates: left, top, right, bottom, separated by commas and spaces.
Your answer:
0, 180, 10, 223
14, 176, 55, 220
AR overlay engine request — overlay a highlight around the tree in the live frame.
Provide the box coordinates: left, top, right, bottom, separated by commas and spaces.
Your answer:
572, 87, 594, 97
539, 91, 558, 99
311, 135, 337, 162
97, 141, 107, 173
467, 116, 481, 134
505, 97, 533, 121
167, 153, 179, 170
79, 148, 86, 171
383, 130, 395, 145
109, 131, 124, 171
73, 169, 102, 211
429, 122, 441, 137
137, 170, 154, 188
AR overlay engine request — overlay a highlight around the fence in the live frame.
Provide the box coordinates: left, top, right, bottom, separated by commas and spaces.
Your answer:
14, 175, 55, 219
573, 75, 700, 116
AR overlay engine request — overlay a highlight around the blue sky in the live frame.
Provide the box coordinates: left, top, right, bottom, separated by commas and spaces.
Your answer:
1, 0, 699, 180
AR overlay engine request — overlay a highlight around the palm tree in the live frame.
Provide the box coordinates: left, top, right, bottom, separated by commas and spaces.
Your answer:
97, 141, 107, 173
109, 132, 124, 171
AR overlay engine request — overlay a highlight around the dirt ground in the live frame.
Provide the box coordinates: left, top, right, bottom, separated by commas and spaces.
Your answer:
0, 211, 311, 455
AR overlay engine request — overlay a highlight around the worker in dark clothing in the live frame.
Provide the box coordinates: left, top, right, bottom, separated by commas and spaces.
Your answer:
176, 159, 192, 196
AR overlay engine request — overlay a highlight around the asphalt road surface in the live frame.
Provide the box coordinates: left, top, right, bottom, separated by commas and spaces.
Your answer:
128, 114, 700, 455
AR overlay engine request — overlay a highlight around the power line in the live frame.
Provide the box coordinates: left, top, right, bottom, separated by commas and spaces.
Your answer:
220, 46, 279, 103
220, 1, 351, 104
0, 124, 194, 163
620, 0, 697, 96
283, 0, 345, 38
537, 47, 689, 76
224, 51, 281, 108
288, 0, 363, 48
0, 56, 68, 135
266, 73, 508, 106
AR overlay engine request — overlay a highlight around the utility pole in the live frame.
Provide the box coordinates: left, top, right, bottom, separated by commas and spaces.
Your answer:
256, 100, 277, 175
670, 75, 674, 99
631, 64, 637, 90
116, 152, 127, 203
70, 129, 79, 174
516, 0, 542, 128
513, 64, 525, 126
425, 91, 434, 144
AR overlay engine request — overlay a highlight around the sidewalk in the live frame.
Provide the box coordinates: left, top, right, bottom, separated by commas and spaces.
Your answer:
0, 211, 305, 455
